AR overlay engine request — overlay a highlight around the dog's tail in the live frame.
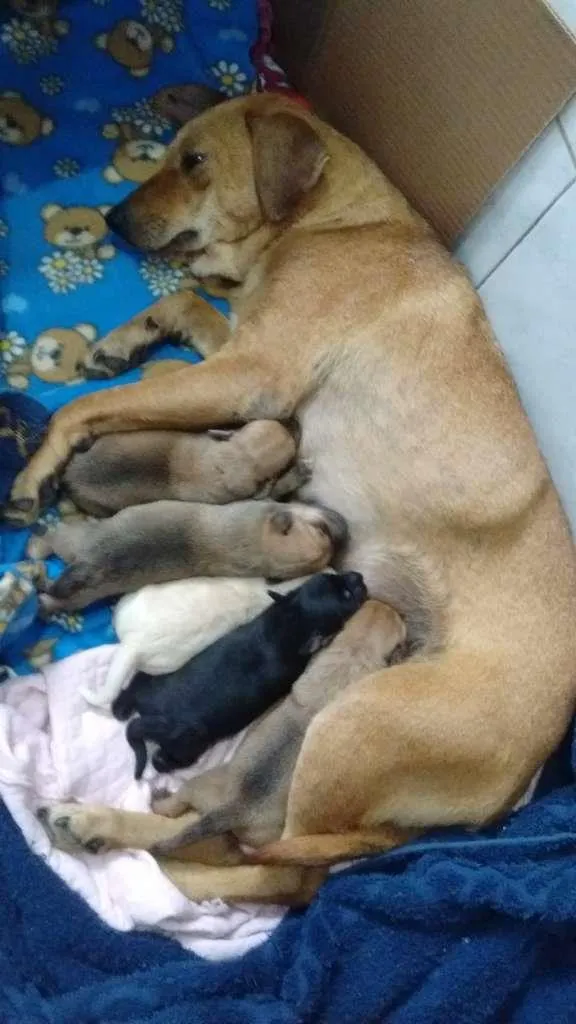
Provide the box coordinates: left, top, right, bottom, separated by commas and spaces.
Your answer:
80, 644, 139, 709
152, 805, 241, 855
246, 830, 407, 866
126, 717, 148, 780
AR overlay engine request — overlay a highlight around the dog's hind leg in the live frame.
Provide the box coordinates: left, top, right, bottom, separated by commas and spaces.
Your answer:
159, 860, 326, 905
37, 803, 242, 866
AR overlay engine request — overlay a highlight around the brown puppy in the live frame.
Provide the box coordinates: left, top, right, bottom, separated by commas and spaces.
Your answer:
149, 600, 406, 853
63, 420, 300, 516
30, 500, 345, 611
14, 92, 576, 903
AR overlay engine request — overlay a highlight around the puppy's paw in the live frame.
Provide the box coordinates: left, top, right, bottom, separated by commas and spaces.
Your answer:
36, 803, 113, 853
151, 788, 190, 818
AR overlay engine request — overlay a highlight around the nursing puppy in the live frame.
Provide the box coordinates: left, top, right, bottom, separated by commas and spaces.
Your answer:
152, 600, 406, 853
63, 420, 300, 516
82, 573, 326, 709
31, 500, 346, 611
113, 571, 367, 778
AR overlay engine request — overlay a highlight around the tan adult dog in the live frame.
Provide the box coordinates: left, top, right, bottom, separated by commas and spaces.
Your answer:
11, 91, 576, 902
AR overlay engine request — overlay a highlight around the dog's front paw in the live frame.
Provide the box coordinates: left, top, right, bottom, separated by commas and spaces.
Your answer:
82, 337, 150, 379
37, 803, 113, 853
4, 468, 56, 526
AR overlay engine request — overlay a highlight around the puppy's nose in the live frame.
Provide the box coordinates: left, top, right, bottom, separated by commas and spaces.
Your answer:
105, 201, 131, 240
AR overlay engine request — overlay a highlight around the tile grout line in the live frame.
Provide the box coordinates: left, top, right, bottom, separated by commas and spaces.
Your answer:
557, 115, 576, 171
477, 174, 576, 290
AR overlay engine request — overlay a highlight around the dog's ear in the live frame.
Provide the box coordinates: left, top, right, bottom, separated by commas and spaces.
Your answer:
153, 84, 225, 125
267, 589, 288, 605
247, 110, 328, 222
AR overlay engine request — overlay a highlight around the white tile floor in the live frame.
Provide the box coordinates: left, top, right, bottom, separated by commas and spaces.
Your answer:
454, 0, 576, 528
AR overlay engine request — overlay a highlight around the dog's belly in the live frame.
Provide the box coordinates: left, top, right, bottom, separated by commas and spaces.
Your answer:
296, 387, 445, 645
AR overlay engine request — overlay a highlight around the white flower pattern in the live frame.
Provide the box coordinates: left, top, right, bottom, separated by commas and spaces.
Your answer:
0, 259, 8, 279
140, 0, 184, 33
210, 59, 247, 96
0, 331, 26, 365
1, 17, 57, 63
40, 74, 64, 95
111, 98, 172, 139
39, 250, 105, 294
140, 255, 185, 297
208, 0, 232, 9
0, 219, 9, 239
53, 157, 81, 179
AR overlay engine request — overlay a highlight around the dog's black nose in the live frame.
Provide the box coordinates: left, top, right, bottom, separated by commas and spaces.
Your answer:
105, 201, 131, 239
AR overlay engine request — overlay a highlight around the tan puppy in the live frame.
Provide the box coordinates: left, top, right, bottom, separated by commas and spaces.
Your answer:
63, 420, 300, 516
15, 92, 576, 904
149, 600, 406, 853
31, 500, 345, 611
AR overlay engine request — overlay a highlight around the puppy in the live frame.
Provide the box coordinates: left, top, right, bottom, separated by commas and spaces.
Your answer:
31, 500, 347, 611
63, 420, 300, 516
112, 571, 367, 778
151, 600, 406, 853
81, 573, 332, 709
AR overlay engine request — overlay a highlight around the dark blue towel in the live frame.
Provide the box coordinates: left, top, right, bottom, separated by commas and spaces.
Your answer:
2, 733, 576, 1024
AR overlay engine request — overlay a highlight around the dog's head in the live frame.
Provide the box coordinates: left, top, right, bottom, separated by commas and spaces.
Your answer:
269, 570, 368, 652
104, 91, 329, 275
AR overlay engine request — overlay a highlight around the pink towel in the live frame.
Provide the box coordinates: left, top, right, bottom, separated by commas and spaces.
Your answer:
0, 645, 283, 959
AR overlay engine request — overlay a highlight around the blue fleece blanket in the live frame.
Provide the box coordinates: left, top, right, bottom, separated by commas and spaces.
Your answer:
0, 0, 253, 673
0, 735, 575, 1023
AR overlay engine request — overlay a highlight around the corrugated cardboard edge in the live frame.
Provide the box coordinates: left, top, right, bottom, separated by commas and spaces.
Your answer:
272, 0, 576, 242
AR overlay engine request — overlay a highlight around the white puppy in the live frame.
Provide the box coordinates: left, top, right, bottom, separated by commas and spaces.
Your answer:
81, 573, 323, 709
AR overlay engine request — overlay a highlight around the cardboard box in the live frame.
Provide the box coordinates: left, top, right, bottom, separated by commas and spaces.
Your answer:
271, 0, 576, 242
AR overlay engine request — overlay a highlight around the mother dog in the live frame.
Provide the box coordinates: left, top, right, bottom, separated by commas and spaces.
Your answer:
11, 91, 576, 901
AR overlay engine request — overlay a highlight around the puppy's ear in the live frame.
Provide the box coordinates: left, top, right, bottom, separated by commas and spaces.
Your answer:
153, 84, 225, 125
267, 589, 288, 604
269, 507, 293, 536
247, 110, 328, 222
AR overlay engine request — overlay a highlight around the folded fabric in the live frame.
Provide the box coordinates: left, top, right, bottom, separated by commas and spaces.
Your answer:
0, 644, 283, 960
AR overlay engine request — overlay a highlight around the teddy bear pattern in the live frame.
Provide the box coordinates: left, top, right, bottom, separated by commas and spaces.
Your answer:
0, 90, 54, 145
41, 204, 116, 261
101, 121, 167, 183
0, 0, 256, 675
5, 324, 98, 389
95, 18, 174, 77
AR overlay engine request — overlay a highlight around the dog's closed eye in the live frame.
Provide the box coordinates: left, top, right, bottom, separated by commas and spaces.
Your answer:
181, 151, 207, 173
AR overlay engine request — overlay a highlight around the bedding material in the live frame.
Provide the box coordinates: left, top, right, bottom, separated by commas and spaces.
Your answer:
1, 660, 576, 1022
0, 0, 258, 674
0, 643, 284, 958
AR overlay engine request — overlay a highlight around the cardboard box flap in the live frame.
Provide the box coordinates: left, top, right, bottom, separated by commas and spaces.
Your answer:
271, 0, 576, 242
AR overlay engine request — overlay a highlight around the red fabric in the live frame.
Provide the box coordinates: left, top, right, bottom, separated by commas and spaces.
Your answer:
251, 0, 311, 109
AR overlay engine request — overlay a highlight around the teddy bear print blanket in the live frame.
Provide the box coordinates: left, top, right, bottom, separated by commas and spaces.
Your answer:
0, 0, 257, 674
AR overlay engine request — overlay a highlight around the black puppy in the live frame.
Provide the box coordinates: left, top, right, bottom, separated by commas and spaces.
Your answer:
113, 571, 367, 779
